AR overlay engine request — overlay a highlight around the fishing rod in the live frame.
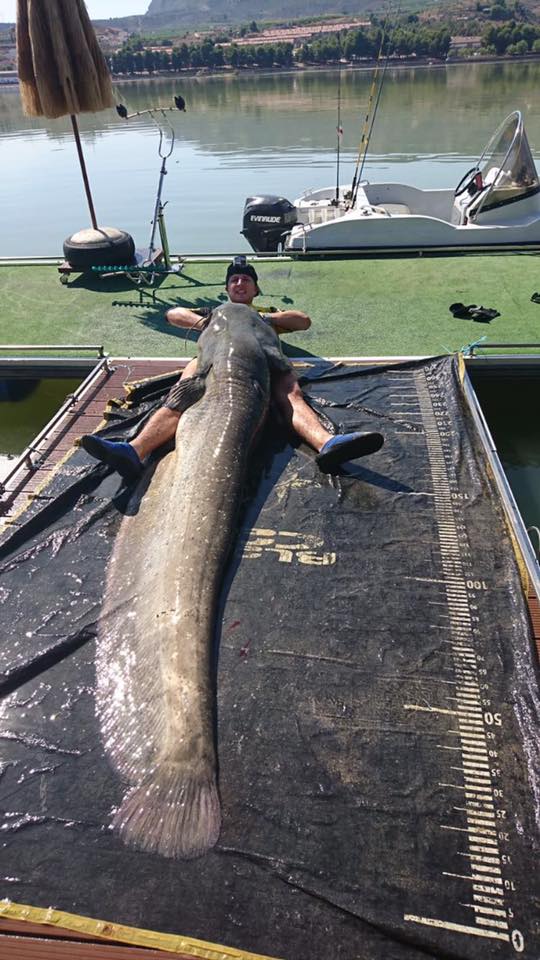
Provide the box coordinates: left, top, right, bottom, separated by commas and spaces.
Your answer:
349, 11, 393, 208
353, 28, 394, 201
334, 66, 343, 206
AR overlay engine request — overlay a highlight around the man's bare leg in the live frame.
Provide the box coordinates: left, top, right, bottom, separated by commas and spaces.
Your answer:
272, 370, 383, 472
272, 371, 331, 451
130, 357, 198, 459
80, 358, 198, 480
130, 407, 181, 460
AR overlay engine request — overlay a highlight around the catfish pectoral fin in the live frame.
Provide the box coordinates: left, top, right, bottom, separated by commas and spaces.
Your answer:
166, 371, 207, 414
113, 762, 221, 860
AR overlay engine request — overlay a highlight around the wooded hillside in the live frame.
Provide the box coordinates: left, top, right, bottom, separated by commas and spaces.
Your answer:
145, 0, 386, 30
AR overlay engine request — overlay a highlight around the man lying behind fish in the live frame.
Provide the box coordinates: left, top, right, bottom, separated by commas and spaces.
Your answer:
82, 260, 384, 480
92, 265, 384, 861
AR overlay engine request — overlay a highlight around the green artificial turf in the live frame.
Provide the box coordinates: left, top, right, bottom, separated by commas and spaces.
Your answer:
2, 254, 540, 359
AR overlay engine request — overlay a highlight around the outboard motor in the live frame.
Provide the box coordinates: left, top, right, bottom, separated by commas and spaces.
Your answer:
242, 195, 298, 252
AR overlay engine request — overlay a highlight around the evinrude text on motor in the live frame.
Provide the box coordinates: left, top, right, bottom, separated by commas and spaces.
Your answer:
241, 195, 298, 252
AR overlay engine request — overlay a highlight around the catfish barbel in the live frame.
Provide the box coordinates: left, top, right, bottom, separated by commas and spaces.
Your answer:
97, 302, 292, 860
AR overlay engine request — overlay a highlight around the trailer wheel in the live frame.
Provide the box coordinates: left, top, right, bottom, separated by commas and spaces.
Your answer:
63, 227, 135, 270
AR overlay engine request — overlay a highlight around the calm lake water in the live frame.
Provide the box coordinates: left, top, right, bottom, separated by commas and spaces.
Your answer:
0, 377, 82, 479
2, 61, 540, 257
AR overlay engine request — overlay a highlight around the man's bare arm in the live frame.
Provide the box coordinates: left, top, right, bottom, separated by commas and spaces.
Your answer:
166, 305, 311, 336
265, 309, 311, 334
166, 307, 209, 331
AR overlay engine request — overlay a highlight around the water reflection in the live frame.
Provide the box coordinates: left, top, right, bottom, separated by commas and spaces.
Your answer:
1, 62, 540, 254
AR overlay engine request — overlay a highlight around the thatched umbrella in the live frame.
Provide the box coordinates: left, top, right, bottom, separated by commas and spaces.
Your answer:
16, 0, 116, 236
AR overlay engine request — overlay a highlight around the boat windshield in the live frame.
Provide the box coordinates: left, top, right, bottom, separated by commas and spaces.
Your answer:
476, 111, 539, 213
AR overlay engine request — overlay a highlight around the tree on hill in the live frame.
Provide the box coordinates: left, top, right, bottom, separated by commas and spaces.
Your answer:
489, 3, 513, 20
483, 19, 540, 51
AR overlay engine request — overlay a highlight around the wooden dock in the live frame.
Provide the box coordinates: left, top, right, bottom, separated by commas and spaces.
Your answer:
0, 358, 186, 524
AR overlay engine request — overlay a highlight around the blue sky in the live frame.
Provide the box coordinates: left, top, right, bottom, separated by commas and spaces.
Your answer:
0, 1, 150, 21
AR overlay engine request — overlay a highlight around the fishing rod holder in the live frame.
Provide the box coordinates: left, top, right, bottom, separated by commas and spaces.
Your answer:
116, 97, 186, 272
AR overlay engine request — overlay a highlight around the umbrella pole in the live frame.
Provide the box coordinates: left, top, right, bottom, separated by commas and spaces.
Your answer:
70, 114, 98, 230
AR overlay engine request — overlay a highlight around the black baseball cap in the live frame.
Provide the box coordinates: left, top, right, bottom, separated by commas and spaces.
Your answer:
225, 260, 259, 293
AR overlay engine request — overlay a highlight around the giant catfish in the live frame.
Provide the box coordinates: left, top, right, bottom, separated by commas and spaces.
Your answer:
96, 302, 292, 860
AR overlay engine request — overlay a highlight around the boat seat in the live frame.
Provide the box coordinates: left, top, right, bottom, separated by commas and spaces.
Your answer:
376, 202, 411, 216
306, 205, 343, 225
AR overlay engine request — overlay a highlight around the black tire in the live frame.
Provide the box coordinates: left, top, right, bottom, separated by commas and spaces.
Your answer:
63, 227, 135, 269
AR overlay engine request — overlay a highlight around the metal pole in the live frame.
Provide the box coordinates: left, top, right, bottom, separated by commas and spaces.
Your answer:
149, 155, 167, 260
157, 204, 172, 269
70, 114, 98, 230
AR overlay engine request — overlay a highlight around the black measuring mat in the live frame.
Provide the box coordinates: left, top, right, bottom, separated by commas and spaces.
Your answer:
0, 356, 538, 959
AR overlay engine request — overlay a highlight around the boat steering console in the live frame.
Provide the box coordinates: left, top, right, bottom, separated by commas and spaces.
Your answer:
454, 166, 483, 198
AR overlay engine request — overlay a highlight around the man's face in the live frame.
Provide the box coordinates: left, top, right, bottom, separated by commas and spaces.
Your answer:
227, 273, 258, 304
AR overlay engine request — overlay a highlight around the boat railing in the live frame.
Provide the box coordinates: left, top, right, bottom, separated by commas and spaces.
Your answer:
527, 526, 540, 562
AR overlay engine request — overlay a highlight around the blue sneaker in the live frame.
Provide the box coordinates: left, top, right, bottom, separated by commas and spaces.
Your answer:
316, 431, 384, 473
80, 435, 143, 483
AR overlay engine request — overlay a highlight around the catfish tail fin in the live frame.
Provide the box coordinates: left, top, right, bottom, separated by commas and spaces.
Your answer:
113, 762, 221, 861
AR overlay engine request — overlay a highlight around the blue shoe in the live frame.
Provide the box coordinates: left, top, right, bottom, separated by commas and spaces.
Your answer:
80, 435, 143, 482
316, 431, 384, 473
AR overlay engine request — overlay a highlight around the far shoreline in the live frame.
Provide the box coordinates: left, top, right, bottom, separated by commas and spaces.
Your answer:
108, 50, 540, 81
2, 52, 540, 87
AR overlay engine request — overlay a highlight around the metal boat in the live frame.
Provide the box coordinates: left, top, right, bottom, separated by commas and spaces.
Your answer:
242, 111, 540, 254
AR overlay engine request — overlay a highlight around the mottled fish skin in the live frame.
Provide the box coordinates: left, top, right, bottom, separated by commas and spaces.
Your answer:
97, 303, 291, 860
